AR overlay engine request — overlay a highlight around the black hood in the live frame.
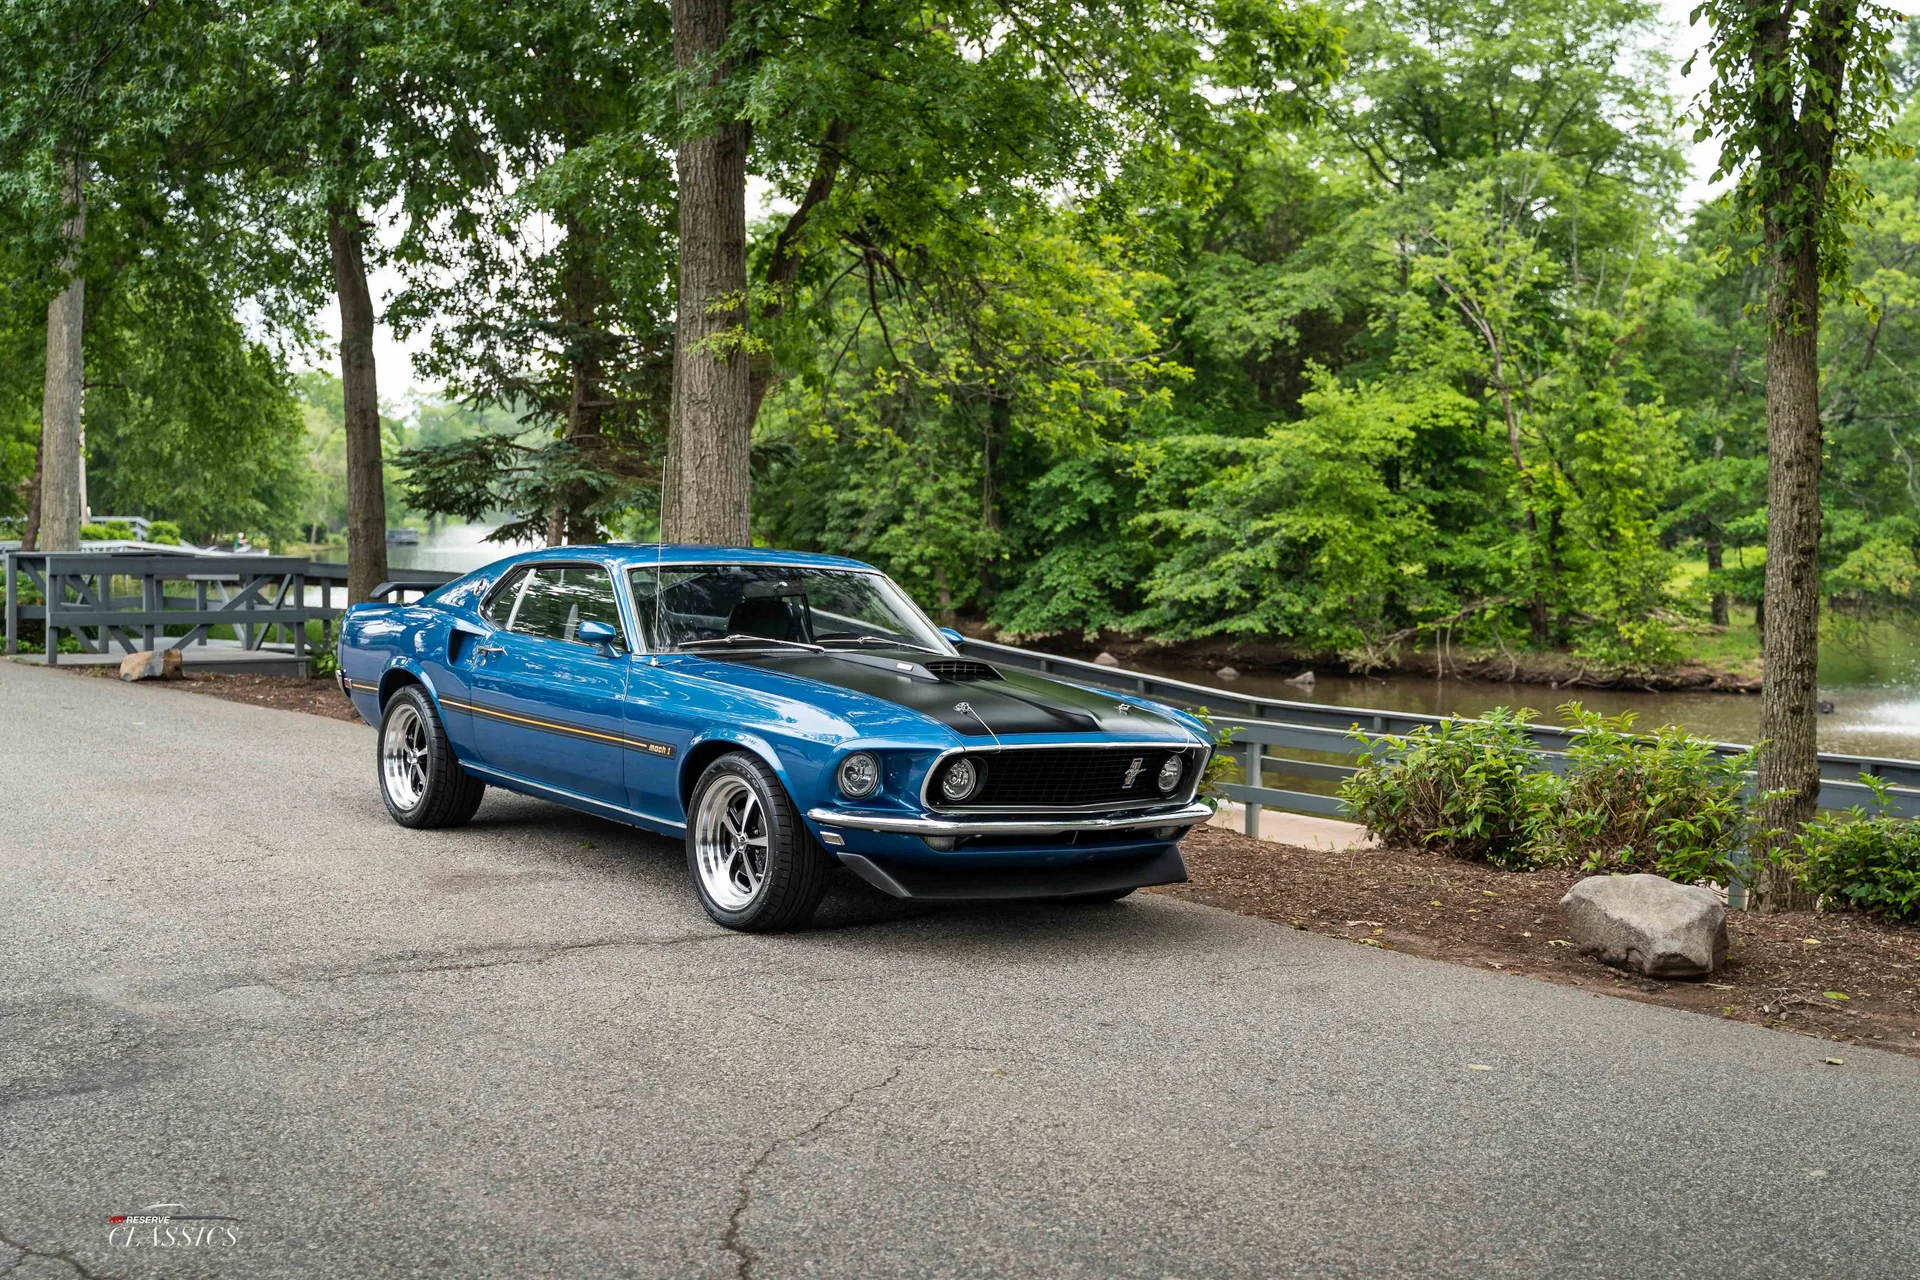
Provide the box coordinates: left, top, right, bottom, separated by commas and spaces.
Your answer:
702, 647, 1186, 739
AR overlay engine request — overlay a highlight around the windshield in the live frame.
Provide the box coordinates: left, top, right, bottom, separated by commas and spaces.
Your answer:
628, 564, 954, 654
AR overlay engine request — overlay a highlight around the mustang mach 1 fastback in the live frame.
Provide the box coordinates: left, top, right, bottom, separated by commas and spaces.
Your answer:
338, 546, 1215, 930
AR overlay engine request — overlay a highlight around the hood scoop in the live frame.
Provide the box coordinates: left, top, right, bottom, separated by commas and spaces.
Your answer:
923, 659, 1003, 683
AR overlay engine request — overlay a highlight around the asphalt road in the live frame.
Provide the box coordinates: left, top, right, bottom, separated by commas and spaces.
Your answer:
2, 660, 1917, 1279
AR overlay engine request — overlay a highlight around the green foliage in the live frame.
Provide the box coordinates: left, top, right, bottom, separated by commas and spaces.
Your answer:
147, 520, 180, 545
1794, 781, 1920, 921
1343, 703, 1759, 882
306, 624, 340, 680
1339, 708, 1557, 868
1536, 704, 1756, 884
1690, 0, 1910, 300
80, 521, 135, 541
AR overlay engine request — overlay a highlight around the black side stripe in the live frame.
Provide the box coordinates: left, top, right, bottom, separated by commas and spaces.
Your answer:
436, 694, 677, 759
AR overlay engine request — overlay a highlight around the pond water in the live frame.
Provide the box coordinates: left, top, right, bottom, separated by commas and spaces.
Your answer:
315, 521, 539, 577
327, 523, 1920, 761
1109, 622, 1920, 761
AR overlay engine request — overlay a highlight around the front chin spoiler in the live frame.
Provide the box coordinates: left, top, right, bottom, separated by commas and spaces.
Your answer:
805, 801, 1213, 837
835, 846, 1188, 902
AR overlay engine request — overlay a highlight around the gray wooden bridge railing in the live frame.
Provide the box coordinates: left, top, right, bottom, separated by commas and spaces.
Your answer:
953, 636, 1920, 826
3, 551, 457, 665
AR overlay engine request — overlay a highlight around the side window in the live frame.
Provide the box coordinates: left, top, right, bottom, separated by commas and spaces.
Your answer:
483, 568, 528, 627
509, 566, 624, 645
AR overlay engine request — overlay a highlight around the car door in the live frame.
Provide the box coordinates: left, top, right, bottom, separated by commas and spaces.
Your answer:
466, 563, 632, 805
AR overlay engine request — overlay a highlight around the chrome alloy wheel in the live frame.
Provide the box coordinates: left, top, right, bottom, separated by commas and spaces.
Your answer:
381, 701, 430, 811
694, 776, 770, 910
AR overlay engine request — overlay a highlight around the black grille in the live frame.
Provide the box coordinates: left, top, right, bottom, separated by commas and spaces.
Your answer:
934, 747, 1202, 810
925, 660, 1002, 682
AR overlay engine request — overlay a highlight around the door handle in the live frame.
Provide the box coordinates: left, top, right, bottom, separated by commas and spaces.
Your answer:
474, 642, 505, 660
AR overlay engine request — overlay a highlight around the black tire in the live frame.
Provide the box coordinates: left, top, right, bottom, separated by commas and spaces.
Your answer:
685, 751, 830, 931
378, 685, 486, 829
1060, 888, 1136, 904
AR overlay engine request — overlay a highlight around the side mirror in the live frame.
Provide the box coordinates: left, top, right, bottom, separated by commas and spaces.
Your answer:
577, 620, 623, 654
938, 627, 965, 645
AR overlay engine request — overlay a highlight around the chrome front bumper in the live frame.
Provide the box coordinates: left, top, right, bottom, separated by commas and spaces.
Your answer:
805, 801, 1213, 837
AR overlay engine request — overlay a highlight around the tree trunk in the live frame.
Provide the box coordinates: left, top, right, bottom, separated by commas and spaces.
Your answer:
663, 0, 750, 545
37, 157, 86, 554
20, 429, 44, 552
932, 564, 956, 626
328, 204, 389, 604
1754, 239, 1823, 912
1706, 539, 1729, 627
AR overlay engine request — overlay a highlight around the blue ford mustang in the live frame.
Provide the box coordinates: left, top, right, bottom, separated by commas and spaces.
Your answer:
338, 546, 1214, 931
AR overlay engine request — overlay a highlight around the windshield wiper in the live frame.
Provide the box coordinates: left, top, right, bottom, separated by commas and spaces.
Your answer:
679, 634, 825, 653
819, 635, 942, 654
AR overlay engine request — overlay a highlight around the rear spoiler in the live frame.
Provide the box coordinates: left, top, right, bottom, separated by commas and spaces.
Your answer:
369, 579, 448, 603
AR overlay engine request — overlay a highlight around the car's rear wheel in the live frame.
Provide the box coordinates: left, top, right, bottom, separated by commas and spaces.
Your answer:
687, 752, 830, 931
379, 685, 486, 828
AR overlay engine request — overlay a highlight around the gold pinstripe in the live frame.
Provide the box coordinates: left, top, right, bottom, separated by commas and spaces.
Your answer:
436, 694, 676, 758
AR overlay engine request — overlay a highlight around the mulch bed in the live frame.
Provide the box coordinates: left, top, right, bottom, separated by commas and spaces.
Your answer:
1155, 824, 1920, 1058
57, 665, 366, 723
46, 665, 1920, 1056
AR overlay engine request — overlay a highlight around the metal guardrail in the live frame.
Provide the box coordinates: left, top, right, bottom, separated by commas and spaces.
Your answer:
954, 636, 1920, 825
2, 551, 457, 666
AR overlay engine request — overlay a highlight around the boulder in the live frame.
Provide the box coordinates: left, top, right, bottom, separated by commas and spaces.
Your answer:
1215, 665, 1240, 680
1093, 651, 1121, 667
1559, 874, 1728, 978
119, 648, 184, 682
1284, 670, 1316, 688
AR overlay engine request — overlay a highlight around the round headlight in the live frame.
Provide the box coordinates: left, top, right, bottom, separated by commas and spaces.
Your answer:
939, 757, 982, 802
1156, 754, 1184, 794
837, 752, 881, 799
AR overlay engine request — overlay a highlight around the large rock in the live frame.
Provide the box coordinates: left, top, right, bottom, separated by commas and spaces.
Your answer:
119, 648, 184, 682
1560, 874, 1728, 978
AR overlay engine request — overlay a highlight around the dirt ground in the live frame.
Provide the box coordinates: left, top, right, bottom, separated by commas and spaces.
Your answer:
1156, 823, 1920, 1058
51, 666, 1920, 1057
60, 665, 366, 723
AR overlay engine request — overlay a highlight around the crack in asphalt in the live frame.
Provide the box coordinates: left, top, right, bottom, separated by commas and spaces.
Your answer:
0, 1228, 121, 1280
722, 1061, 908, 1280
208, 931, 737, 994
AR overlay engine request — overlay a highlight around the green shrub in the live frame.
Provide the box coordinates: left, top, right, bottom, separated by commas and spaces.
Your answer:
79, 523, 110, 541
1192, 711, 1240, 808
1339, 707, 1558, 868
148, 520, 182, 545
1795, 783, 1920, 921
80, 520, 138, 541
1535, 703, 1755, 884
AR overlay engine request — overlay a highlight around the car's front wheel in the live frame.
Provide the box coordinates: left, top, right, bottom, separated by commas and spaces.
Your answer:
378, 685, 486, 828
686, 752, 830, 931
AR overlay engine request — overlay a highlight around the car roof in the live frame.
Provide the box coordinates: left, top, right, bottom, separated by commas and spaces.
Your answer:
496, 544, 881, 574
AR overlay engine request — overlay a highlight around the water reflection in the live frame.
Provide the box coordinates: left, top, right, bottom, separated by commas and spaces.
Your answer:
1121, 644, 1920, 760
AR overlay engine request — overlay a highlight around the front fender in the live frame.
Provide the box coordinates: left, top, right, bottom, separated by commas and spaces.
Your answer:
681, 727, 809, 811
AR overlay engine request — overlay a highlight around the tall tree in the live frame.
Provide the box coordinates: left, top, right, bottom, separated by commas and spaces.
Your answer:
1691, 0, 1908, 906
664, 0, 750, 543
656, 0, 1342, 544
36, 157, 83, 550
235, 0, 490, 599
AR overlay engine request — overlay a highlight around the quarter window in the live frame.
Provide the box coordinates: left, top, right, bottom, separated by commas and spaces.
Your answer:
508, 566, 624, 646
483, 568, 529, 626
